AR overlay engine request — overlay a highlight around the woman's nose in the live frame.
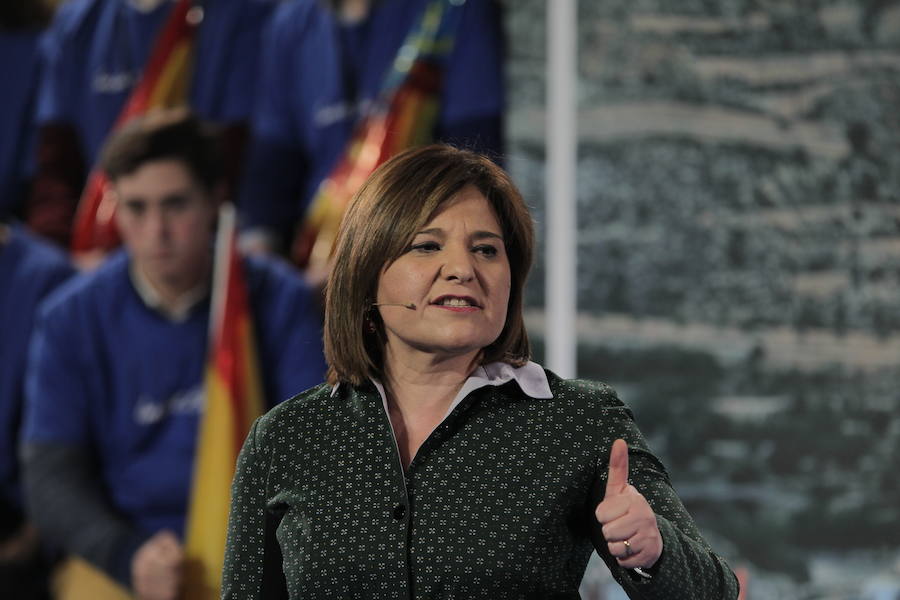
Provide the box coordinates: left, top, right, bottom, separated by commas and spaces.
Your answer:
441, 246, 475, 282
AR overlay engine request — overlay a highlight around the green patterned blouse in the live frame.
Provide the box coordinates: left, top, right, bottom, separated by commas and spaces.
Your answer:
222, 364, 739, 599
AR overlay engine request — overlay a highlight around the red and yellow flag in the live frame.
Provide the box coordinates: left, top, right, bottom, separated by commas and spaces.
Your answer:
184, 203, 265, 599
290, 0, 461, 269
71, 0, 200, 254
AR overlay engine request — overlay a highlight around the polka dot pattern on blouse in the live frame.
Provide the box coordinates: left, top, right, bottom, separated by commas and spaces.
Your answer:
222, 369, 739, 599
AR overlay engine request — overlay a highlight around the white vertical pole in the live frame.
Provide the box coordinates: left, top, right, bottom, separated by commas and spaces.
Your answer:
546, 0, 577, 378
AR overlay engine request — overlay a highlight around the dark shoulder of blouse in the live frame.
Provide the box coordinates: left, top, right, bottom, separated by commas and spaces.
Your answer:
222, 373, 739, 600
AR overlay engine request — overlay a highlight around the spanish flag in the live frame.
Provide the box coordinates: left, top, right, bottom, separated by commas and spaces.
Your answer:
184, 203, 265, 598
290, 0, 463, 269
71, 0, 200, 254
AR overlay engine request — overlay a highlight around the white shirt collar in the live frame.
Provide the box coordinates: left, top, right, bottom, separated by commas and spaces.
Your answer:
331, 360, 553, 417
443, 360, 553, 416
331, 361, 551, 469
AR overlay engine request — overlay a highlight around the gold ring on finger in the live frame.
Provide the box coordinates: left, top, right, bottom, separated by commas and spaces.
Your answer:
622, 539, 633, 557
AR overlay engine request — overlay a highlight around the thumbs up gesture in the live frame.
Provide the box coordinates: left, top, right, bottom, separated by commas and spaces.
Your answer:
594, 439, 663, 569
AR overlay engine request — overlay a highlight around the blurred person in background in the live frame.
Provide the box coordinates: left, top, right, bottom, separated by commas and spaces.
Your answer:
222, 145, 740, 599
0, 219, 74, 598
21, 110, 326, 600
0, 0, 52, 227
28, 0, 278, 249
237, 0, 504, 274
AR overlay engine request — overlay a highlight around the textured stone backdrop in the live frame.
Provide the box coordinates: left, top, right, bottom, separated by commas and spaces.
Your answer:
503, 1, 900, 598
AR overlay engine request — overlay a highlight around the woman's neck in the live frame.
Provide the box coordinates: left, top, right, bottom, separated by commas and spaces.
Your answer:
382, 346, 480, 469
383, 346, 478, 414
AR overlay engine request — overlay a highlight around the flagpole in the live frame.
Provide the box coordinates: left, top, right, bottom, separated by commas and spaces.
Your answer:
546, 0, 577, 378
208, 202, 235, 343
186, 200, 265, 598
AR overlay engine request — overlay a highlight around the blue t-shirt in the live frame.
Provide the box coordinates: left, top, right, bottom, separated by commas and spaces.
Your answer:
238, 0, 505, 239
36, 0, 277, 167
23, 250, 325, 537
0, 225, 74, 509
0, 30, 44, 217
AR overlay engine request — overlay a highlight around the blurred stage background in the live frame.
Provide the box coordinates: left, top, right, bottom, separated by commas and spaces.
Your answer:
504, 1, 900, 598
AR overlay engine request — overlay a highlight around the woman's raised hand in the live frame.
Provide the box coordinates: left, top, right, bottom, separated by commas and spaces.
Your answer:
594, 439, 663, 569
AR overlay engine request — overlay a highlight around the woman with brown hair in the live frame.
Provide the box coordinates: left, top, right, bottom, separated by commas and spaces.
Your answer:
222, 144, 739, 599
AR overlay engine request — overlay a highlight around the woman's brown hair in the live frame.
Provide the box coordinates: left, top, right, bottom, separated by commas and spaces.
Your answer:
324, 144, 534, 386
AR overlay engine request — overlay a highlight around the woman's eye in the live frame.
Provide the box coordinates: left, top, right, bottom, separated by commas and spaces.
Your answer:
474, 244, 498, 257
410, 241, 441, 253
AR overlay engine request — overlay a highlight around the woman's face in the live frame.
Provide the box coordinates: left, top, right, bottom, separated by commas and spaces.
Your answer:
376, 186, 511, 362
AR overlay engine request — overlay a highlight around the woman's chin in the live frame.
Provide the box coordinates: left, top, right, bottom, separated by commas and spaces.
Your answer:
420, 339, 493, 361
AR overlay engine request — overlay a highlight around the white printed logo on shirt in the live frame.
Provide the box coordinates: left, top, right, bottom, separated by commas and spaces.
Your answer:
133, 385, 204, 425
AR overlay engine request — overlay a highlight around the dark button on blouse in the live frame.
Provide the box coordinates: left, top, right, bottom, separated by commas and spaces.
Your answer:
393, 503, 406, 520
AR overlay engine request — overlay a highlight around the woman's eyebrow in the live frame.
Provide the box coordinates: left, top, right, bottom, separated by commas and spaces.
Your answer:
413, 228, 504, 240
414, 227, 444, 237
